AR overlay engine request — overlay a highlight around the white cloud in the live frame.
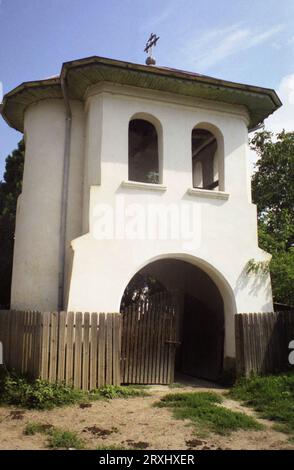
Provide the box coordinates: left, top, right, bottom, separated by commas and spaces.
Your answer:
265, 73, 294, 133
140, 3, 176, 32
179, 23, 284, 71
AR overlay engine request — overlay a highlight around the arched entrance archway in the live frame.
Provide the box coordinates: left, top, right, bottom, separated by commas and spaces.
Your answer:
120, 257, 231, 383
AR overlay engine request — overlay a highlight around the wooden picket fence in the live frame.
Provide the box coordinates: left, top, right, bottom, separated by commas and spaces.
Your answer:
235, 311, 294, 377
0, 310, 121, 389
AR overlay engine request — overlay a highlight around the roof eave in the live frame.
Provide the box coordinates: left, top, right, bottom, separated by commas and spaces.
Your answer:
1, 55, 282, 132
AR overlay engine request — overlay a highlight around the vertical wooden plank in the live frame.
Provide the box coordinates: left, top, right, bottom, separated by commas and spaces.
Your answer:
150, 294, 160, 384
16, 311, 23, 373
135, 302, 143, 384
105, 314, 113, 385
120, 310, 126, 383
35, 312, 43, 378
112, 313, 121, 386
74, 312, 83, 389
40, 312, 50, 380
21, 311, 27, 373
9, 310, 17, 370
57, 311, 67, 382
112, 313, 117, 386
157, 293, 165, 384
147, 297, 155, 383
163, 299, 171, 384
133, 303, 141, 384
118, 313, 122, 385
125, 306, 134, 384
258, 313, 265, 375
156, 294, 163, 384
235, 314, 241, 376
139, 298, 148, 384
65, 312, 74, 385
257, 313, 262, 374
262, 312, 270, 374
267, 312, 274, 373
30, 312, 35, 377
97, 313, 106, 387
82, 312, 90, 390
27, 311, 34, 376
23, 311, 31, 374
250, 314, 257, 374
168, 296, 177, 384
30, 312, 38, 378
242, 315, 249, 377
90, 312, 98, 389
126, 305, 135, 384
154, 295, 162, 383
49, 312, 58, 382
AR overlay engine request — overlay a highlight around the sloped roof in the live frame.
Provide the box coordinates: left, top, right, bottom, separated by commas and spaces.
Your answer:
0, 55, 282, 132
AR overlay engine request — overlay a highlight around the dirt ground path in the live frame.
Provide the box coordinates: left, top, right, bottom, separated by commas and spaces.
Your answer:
0, 379, 292, 450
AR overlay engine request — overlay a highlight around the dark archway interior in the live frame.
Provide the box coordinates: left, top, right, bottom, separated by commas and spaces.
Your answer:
128, 119, 159, 184
120, 259, 225, 381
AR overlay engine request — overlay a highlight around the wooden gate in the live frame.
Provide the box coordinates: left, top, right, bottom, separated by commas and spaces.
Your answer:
121, 291, 179, 384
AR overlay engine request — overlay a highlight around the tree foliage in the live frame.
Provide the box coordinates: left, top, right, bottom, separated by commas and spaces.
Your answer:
0, 140, 24, 307
251, 130, 294, 306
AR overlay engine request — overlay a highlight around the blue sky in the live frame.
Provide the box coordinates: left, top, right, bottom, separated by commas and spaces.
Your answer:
1, 0, 294, 178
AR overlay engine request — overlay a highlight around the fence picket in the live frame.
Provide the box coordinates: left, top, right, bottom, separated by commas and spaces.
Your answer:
235, 312, 294, 377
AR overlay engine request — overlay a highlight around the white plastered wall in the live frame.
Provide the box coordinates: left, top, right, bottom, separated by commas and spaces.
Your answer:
67, 85, 273, 361
11, 99, 85, 311
10, 84, 273, 362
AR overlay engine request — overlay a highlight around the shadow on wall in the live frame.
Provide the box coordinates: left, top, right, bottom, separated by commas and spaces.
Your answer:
234, 262, 273, 311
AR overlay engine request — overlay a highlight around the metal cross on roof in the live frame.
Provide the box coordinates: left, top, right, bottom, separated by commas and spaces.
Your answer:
144, 33, 159, 65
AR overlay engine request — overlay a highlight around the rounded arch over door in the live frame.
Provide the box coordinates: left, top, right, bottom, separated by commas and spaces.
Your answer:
120, 254, 236, 383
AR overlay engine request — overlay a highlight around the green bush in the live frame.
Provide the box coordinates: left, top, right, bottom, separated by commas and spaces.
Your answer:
0, 369, 148, 410
0, 371, 84, 409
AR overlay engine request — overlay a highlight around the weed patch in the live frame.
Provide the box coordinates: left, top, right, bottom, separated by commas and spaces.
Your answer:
23, 422, 84, 449
228, 373, 294, 435
0, 370, 147, 409
47, 428, 84, 449
24, 422, 53, 436
156, 391, 263, 436
96, 444, 127, 450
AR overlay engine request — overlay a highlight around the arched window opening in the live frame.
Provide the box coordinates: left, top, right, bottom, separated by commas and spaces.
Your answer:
129, 119, 159, 184
192, 128, 219, 190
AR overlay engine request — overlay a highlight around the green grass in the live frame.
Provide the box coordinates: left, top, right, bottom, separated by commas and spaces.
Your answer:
23, 421, 84, 449
168, 383, 186, 389
96, 444, 128, 450
0, 369, 148, 410
92, 385, 148, 400
155, 391, 263, 436
47, 429, 85, 449
23, 422, 53, 436
228, 373, 294, 436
